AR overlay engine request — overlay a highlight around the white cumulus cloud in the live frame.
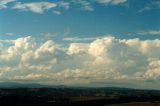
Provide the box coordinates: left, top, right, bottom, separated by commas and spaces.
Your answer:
0, 35, 160, 88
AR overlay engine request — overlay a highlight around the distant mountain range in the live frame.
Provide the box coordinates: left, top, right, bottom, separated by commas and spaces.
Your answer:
0, 82, 159, 92
0, 82, 53, 88
0, 82, 132, 89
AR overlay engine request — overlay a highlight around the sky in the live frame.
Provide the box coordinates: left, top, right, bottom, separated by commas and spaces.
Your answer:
0, 0, 160, 89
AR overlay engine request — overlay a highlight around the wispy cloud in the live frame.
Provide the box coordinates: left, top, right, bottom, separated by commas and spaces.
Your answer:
13, 2, 57, 14
0, 0, 16, 9
57, 1, 70, 10
0, 0, 128, 13
138, 1, 160, 13
72, 0, 127, 11
53, 10, 62, 15
73, 0, 94, 11
63, 36, 105, 41
5, 33, 15, 36
138, 30, 160, 36
96, 0, 127, 5
40, 32, 59, 39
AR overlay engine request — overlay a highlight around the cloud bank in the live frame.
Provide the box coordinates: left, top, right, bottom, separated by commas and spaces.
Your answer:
0, 36, 160, 88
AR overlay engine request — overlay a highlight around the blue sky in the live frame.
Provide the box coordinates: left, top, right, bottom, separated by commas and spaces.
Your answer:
0, 0, 160, 40
0, 0, 160, 89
